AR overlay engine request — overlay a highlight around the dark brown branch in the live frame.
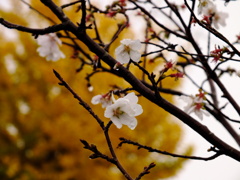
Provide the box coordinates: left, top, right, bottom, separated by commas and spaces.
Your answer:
0, 18, 67, 35
53, 69, 105, 129
80, 139, 116, 163
135, 162, 156, 180
79, 0, 87, 30
118, 138, 222, 161
104, 122, 134, 180
205, 101, 240, 146
104, 23, 128, 51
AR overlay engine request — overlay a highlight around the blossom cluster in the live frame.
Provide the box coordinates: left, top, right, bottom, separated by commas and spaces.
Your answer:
210, 46, 230, 63
91, 92, 143, 130
160, 60, 184, 81
36, 33, 65, 61
115, 39, 142, 64
181, 90, 209, 120
197, 0, 228, 29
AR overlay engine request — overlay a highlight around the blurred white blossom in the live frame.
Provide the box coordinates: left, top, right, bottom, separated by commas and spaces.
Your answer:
36, 33, 65, 61
6, 124, 18, 136
181, 95, 209, 120
198, 0, 215, 14
212, 11, 228, 29
91, 93, 113, 108
198, 0, 228, 29
115, 39, 142, 64
104, 92, 143, 130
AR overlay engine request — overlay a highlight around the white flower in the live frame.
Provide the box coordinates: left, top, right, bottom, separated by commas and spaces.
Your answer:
212, 11, 228, 29
198, 0, 228, 29
36, 33, 65, 61
104, 92, 143, 130
181, 95, 209, 120
198, 0, 214, 14
115, 39, 142, 64
91, 93, 112, 108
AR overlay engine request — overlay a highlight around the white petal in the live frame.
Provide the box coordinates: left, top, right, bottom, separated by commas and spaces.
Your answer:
116, 51, 131, 64
115, 44, 125, 55
124, 92, 138, 103
36, 33, 65, 61
113, 113, 137, 130
120, 101, 136, 116
127, 117, 137, 130
129, 50, 141, 62
123, 92, 143, 115
120, 114, 138, 130
129, 39, 141, 51
110, 116, 123, 129
120, 39, 132, 46
195, 110, 203, 120
50, 33, 62, 45
132, 104, 143, 116
91, 95, 102, 104
104, 105, 115, 118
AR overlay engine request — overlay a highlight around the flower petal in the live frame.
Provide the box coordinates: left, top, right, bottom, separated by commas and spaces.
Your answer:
124, 92, 138, 103
116, 51, 130, 64
36, 33, 65, 61
129, 50, 141, 62
113, 113, 137, 130
120, 39, 132, 46
110, 116, 123, 129
129, 39, 141, 51
91, 95, 102, 104
115, 44, 125, 55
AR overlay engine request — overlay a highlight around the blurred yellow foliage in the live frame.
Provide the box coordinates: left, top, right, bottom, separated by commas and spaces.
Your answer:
0, 1, 192, 180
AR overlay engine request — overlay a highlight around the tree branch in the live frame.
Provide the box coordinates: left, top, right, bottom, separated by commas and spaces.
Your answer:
0, 18, 67, 35
118, 138, 222, 161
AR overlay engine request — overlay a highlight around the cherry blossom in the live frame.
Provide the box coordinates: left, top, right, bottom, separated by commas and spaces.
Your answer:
169, 72, 184, 80
198, 0, 228, 29
104, 92, 143, 130
212, 11, 228, 29
91, 93, 113, 108
164, 60, 177, 72
119, 0, 127, 6
36, 33, 65, 61
181, 93, 209, 120
198, 0, 214, 14
210, 46, 230, 63
115, 39, 142, 64
106, 10, 117, 18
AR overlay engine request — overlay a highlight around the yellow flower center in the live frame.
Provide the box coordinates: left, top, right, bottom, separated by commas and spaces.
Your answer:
113, 107, 124, 118
124, 45, 131, 53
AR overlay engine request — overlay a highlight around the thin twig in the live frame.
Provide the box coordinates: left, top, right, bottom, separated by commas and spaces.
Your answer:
53, 69, 105, 129
0, 18, 67, 35
20, 0, 56, 24
118, 138, 222, 161
135, 163, 156, 180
